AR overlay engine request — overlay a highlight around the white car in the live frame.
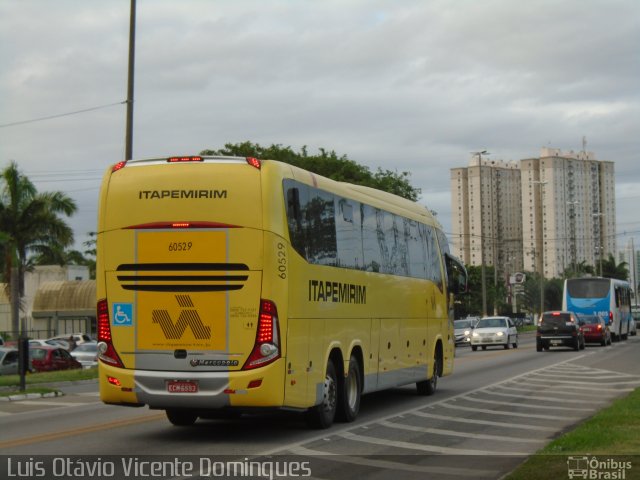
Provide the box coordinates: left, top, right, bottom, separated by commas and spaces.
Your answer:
70, 342, 98, 368
471, 316, 519, 351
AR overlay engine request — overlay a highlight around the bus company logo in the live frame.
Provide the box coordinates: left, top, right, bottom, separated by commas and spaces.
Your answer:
567, 456, 632, 479
138, 189, 227, 200
152, 295, 211, 340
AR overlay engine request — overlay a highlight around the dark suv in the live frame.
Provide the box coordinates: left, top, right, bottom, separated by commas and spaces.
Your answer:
537, 311, 585, 352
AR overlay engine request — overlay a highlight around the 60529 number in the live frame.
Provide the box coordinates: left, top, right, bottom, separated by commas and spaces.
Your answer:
168, 242, 192, 252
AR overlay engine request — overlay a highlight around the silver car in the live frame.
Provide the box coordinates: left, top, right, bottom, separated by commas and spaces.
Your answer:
454, 318, 477, 346
0, 347, 20, 375
471, 316, 519, 351
70, 342, 98, 368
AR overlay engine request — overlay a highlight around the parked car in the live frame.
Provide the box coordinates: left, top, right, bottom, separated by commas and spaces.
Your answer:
0, 347, 19, 375
70, 342, 98, 368
628, 314, 637, 337
47, 333, 93, 350
29, 339, 69, 348
30, 346, 82, 372
537, 311, 585, 352
578, 314, 611, 346
470, 316, 518, 351
454, 318, 477, 346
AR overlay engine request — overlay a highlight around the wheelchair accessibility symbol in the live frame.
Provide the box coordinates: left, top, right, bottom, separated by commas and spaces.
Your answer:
113, 303, 133, 326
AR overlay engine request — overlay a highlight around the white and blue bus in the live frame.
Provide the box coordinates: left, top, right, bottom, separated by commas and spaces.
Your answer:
563, 277, 633, 341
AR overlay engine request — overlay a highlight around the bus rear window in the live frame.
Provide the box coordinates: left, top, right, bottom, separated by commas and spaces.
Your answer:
567, 279, 610, 298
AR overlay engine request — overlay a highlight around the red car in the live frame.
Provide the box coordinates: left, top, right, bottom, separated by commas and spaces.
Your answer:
578, 314, 611, 346
29, 346, 82, 372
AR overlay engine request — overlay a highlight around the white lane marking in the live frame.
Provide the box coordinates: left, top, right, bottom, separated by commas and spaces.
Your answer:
411, 411, 556, 432
463, 394, 596, 412
516, 379, 635, 392
440, 403, 579, 420
489, 384, 606, 398
524, 374, 640, 386
378, 419, 542, 444
16, 400, 95, 407
287, 445, 499, 478
338, 431, 529, 456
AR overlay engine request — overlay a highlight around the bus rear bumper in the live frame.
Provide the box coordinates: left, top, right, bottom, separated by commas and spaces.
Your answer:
99, 360, 285, 410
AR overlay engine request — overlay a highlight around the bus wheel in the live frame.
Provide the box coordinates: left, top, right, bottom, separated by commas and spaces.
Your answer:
307, 359, 338, 429
416, 352, 438, 396
166, 409, 197, 426
337, 355, 361, 423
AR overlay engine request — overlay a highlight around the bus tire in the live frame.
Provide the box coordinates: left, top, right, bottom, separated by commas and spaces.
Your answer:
337, 355, 361, 423
307, 359, 338, 429
416, 352, 438, 396
166, 409, 197, 426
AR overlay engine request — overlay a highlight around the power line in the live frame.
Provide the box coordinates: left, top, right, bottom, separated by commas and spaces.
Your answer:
0, 101, 126, 128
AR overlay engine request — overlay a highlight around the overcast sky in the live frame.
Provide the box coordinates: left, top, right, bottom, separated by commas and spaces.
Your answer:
1, 0, 639, 254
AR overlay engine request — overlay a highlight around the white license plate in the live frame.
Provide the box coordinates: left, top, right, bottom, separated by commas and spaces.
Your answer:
167, 380, 199, 393
551, 340, 562, 346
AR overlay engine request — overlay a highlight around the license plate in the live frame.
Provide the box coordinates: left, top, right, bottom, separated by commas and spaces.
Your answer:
551, 340, 561, 345
167, 380, 198, 393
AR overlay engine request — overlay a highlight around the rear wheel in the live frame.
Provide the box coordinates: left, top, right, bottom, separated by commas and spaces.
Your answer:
503, 336, 510, 350
166, 409, 197, 426
573, 337, 580, 351
481, 345, 487, 351
536, 343, 542, 352
337, 356, 361, 422
471, 345, 477, 351
307, 359, 338, 429
513, 336, 518, 349
417, 351, 439, 396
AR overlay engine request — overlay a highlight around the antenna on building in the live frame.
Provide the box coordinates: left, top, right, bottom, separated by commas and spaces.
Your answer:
582, 136, 587, 153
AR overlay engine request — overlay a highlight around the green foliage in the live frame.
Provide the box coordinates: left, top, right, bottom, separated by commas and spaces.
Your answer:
456, 265, 508, 317
0, 161, 78, 293
201, 142, 421, 201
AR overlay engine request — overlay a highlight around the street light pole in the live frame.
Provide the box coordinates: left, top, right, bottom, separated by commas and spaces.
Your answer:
592, 212, 605, 276
124, 0, 136, 161
473, 150, 490, 317
567, 200, 580, 275
532, 180, 547, 316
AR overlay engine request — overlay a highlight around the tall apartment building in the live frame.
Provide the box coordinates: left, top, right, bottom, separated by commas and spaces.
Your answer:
451, 147, 616, 279
451, 155, 523, 281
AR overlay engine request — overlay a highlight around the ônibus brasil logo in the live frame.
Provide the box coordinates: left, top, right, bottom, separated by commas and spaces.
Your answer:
152, 295, 211, 339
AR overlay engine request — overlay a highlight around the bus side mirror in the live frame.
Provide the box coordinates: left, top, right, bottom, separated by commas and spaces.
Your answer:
445, 253, 468, 295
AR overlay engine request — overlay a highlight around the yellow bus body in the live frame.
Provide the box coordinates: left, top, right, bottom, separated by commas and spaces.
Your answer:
96, 156, 460, 425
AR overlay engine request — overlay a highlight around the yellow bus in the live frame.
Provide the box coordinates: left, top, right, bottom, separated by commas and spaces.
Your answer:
96, 155, 467, 428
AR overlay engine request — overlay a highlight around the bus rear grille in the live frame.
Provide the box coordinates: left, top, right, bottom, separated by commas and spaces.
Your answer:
116, 263, 249, 292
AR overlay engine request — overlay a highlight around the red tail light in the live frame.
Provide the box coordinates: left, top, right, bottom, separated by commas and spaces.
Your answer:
112, 161, 127, 172
243, 300, 280, 370
609, 311, 613, 323
167, 156, 203, 163
597, 324, 603, 331
246, 157, 261, 169
97, 299, 124, 368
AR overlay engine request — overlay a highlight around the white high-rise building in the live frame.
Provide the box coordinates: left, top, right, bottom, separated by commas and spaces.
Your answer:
451, 147, 616, 280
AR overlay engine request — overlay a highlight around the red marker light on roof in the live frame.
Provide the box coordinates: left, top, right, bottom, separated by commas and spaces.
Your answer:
167, 156, 203, 163
112, 161, 127, 172
246, 157, 261, 169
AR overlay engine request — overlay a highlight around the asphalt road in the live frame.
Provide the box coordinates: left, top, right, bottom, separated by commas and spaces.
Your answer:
1, 332, 639, 479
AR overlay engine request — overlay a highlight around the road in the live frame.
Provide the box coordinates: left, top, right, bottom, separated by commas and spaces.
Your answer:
1, 333, 639, 479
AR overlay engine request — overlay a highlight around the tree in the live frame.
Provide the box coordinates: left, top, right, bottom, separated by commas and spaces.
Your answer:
601, 253, 628, 280
0, 161, 77, 302
201, 142, 421, 201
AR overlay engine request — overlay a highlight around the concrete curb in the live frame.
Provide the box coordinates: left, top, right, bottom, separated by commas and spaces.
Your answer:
0, 390, 65, 402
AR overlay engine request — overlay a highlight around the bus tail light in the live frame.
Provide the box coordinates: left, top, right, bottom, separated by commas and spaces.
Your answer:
97, 299, 124, 368
242, 300, 280, 370
609, 311, 613, 324
246, 157, 261, 169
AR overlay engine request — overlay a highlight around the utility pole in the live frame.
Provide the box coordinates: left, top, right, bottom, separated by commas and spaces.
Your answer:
593, 212, 605, 276
124, 0, 136, 160
532, 180, 547, 316
473, 150, 490, 317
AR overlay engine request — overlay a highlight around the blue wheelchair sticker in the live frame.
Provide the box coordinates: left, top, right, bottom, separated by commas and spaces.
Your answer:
113, 303, 133, 326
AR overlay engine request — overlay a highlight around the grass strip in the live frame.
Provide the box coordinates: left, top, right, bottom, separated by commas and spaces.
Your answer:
507, 387, 640, 479
0, 367, 98, 388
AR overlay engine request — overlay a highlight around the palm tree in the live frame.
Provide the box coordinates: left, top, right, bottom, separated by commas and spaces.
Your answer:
0, 161, 77, 303
601, 253, 629, 280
